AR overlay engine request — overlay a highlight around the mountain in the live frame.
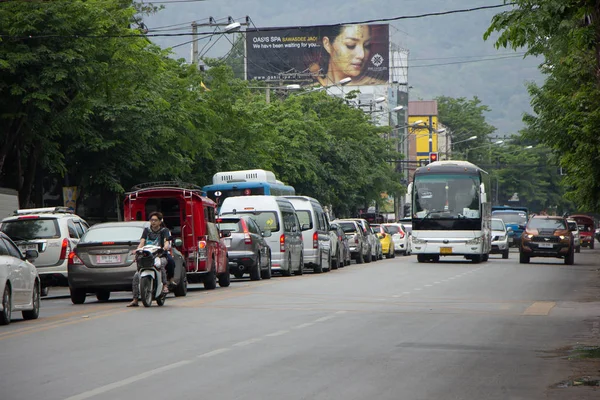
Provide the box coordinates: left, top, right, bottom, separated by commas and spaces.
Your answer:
144, 0, 542, 136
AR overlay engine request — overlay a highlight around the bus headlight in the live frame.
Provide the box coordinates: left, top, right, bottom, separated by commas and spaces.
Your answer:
412, 237, 426, 245
466, 236, 483, 245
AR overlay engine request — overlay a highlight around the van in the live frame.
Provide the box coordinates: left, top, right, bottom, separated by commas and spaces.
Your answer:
219, 196, 303, 276
284, 196, 332, 273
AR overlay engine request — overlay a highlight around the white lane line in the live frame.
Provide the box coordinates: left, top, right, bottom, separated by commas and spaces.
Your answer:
335, 311, 348, 315
414, 288, 422, 291
403, 292, 411, 295
392, 295, 401, 298
434, 281, 441, 284
197, 348, 230, 358
63, 360, 193, 400
315, 315, 336, 323
424, 284, 433, 287
266, 330, 289, 337
233, 338, 262, 347
294, 322, 315, 329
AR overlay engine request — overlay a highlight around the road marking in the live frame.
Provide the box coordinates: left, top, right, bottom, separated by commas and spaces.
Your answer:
335, 311, 347, 315
197, 348, 230, 358
266, 330, 289, 337
63, 360, 193, 400
314, 315, 335, 323
233, 338, 263, 347
424, 284, 433, 287
414, 288, 422, 291
522, 301, 556, 316
434, 281, 441, 284
294, 322, 315, 329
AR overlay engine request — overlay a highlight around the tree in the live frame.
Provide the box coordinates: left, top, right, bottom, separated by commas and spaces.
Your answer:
485, 0, 600, 212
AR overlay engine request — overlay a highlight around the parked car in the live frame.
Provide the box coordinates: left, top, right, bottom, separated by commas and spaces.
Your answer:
333, 219, 368, 264
490, 218, 510, 259
216, 215, 272, 280
284, 196, 332, 273
567, 219, 581, 253
520, 215, 574, 265
124, 183, 230, 290
0, 231, 41, 325
67, 221, 188, 304
329, 222, 351, 268
0, 206, 89, 293
371, 224, 395, 258
383, 223, 410, 256
219, 196, 303, 276
345, 218, 381, 262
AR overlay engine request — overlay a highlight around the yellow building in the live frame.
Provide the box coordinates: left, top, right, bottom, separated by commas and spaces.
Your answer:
408, 101, 439, 162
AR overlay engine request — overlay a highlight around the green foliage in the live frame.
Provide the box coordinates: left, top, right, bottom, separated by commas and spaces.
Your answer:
485, 0, 600, 212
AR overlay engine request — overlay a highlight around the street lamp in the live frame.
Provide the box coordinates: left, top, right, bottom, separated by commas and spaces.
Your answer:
448, 135, 477, 160
465, 140, 504, 162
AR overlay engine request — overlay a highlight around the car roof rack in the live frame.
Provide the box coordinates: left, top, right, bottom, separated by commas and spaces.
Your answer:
13, 206, 74, 215
130, 181, 204, 192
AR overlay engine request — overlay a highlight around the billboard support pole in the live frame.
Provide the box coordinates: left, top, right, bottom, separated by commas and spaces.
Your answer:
191, 22, 198, 65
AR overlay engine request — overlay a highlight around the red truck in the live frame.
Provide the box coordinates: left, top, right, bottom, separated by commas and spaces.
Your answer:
569, 214, 596, 249
123, 183, 230, 290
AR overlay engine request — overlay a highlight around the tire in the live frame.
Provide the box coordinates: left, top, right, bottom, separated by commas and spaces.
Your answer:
203, 265, 217, 290
261, 253, 272, 279
502, 250, 509, 259
250, 255, 262, 281
140, 276, 153, 307
313, 256, 323, 273
282, 254, 292, 276
0, 284, 11, 326
41, 286, 50, 297
294, 253, 304, 276
576, 246, 581, 253
233, 272, 244, 279
471, 254, 482, 263
564, 249, 575, 265
218, 269, 231, 287
156, 294, 165, 307
417, 254, 427, 263
591, 240, 595, 249
365, 247, 372, 263
70, 288, 87, 305
174, 276, 188, 297
22, 282, 40, 321
332, 250, 339, 270
96, 290, 110, 302
519, 252, 530, 264
356, 249, 364, 264
432, 255, 440, 263
482, 254, 489, 262
323, 252, 331, 272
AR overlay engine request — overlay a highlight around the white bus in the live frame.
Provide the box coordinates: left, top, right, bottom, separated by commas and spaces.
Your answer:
408, 160, 491, 263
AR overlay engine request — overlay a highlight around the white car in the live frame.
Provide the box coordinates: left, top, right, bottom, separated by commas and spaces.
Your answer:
567, 219, 581, 253
384, 223, 411, 255
490, 218, 510, 259
0, 232, 41, 325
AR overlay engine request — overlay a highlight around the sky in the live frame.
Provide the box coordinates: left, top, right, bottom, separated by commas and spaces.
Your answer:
143, 0, 543, 136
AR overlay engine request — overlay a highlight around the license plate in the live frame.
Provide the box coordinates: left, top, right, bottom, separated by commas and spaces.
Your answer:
96, 255, 122, 264
19, 244, 38, 252
538, 243, 554, 248
440, 247, 453, 255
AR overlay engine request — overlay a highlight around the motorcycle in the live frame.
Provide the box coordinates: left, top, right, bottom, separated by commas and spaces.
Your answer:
136, 245, 167, 307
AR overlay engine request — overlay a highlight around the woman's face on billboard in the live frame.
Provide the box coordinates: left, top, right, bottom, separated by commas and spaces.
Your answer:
324, 25, 372, 79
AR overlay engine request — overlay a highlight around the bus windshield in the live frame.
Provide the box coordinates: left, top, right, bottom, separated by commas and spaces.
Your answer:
413, 174, 481, 220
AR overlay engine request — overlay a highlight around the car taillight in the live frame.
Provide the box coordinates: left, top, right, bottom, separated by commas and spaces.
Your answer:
198, 240, 207, 260
313, 231, 318, 249
399, 231, 405, 238
354, 236, 359, 244
244, 233, 252, 245
68, 251, 83, 265
59, 238, 70, 260
280, 234, 285, 252
380, 233, 386, 238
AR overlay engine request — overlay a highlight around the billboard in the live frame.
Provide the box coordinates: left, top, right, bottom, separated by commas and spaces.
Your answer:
246, 24, 389, 86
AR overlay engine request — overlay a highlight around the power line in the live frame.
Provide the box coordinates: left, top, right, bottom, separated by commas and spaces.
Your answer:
410, 54, 526, 68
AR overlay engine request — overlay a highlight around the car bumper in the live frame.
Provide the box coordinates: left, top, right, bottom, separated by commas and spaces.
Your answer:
521, 242, 570, 257
490, 240, 509, 253
68, 264, 136, 291
227, 250, 258, 268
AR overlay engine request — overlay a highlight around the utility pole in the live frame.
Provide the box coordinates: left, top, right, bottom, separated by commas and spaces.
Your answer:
190, 16, 250, 66
191, 22, 198, 65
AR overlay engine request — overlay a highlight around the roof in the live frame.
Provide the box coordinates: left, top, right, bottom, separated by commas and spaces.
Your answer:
408, 100, 438, 116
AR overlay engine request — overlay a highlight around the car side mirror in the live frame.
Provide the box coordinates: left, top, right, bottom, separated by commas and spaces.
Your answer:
506, 227, 513, 232
24, 249, 38, 261
301, 224, 310, 231
329, 226, 336, 232
173, 238, 183, 247
261, 230, 272, 238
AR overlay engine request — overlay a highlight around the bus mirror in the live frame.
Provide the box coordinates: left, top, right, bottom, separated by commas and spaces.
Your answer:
407, 182, 413, 197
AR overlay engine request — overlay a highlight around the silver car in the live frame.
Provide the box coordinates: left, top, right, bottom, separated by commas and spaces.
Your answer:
334, 220, 369, 264
1, 207, 89, 292
217, 215, 272, 280
68, 221, 187, 304
567, 219, 581, 253
490, 218, 510, 259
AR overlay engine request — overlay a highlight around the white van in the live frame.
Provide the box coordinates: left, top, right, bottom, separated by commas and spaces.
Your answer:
284, 196, 332, 273
218, 196, 303, 276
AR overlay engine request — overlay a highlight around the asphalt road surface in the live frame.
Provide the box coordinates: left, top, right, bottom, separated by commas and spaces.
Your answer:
1, 248, 599, 400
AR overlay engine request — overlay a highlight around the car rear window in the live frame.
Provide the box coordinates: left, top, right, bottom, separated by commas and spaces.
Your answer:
216, 221, 242, 233
222, 212, 279, 232
527, 218, 566, 230
81, 226, 145, 242
339, 222, 357, 233
384, 225, 401, 234
1, 218, 60, 240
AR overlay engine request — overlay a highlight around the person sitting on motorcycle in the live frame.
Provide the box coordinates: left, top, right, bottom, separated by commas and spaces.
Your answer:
127, 212, 170, 307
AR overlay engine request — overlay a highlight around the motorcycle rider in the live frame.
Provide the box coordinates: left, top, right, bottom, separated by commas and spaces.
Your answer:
127, 212, 170, 307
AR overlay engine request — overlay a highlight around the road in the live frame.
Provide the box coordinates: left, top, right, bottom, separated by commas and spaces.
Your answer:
1, 249, 599, 400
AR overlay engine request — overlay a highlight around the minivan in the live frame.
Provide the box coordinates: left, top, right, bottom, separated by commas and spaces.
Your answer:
284, 196, 332, 273
219, 196, 303, 276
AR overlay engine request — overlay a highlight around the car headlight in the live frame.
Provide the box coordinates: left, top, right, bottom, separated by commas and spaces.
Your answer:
466, 236, 483, 245
525, 234, 534, 239
498, 235, 506, 241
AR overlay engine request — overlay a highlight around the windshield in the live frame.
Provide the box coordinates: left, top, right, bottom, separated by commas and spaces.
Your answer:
221, 211, 279, 232
81, 226, 144, 242
491, 219, 505, 231
1, 219, 60, 240
492, 211, 527, 225
413, 174, 480, 220
527, 218, 566, 230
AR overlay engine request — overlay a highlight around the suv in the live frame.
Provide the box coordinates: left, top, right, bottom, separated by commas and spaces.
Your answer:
333, 219, 368, 264
520, 215, 574, 265
0, 206, 89, 291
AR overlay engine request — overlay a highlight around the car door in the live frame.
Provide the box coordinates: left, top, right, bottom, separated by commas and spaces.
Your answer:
0, 238, 25, 306
3, 237, 34, 307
